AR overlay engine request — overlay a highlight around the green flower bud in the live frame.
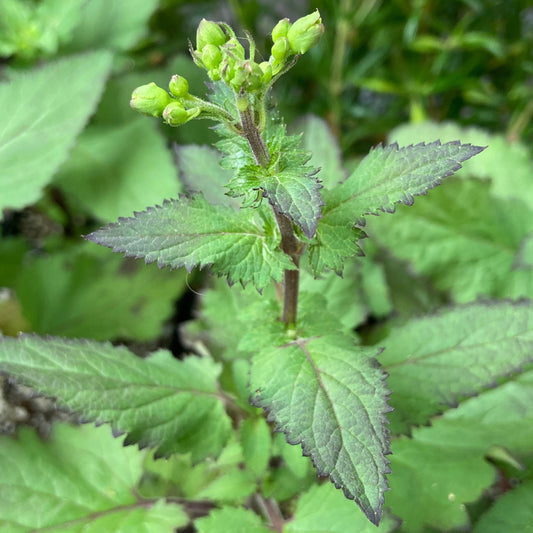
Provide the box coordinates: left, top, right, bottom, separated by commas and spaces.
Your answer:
223, 37, 245, 60
271, 37, 291, 63
169, 75, 189, 98
163, 101, 189, 126
196, 19, 227, 51
208, 68, 221, 81
286, 10, 324, 54
130, 82, 172, 117
259, 61, 273, 83
202, 44, 222, 70
272, 18, 290, 42
247, 61, 265, 91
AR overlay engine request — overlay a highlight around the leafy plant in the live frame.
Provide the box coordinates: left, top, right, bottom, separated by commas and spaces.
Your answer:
1, 3, 533, 533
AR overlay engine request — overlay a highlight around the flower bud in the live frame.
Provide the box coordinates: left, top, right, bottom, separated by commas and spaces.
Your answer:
169, 75, 189, 98
130, 82, 172, 117
259, 62, 273, 83
286, 10, 324, 54
271, 37, 291, 63
272, 18, 290, 42
202, 44, 222, 70
223, 38, 246, 60
196, 19, 227, 51
208, 68, 221, 81
163, 101, 189, 126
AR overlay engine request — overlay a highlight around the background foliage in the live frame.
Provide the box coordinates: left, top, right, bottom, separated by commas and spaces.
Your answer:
1, 0, 533, 532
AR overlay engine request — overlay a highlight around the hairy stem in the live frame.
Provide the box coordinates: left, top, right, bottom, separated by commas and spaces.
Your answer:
239, 103, 302, 326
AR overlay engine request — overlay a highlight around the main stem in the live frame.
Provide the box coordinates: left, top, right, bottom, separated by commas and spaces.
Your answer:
239, 104, 301, 326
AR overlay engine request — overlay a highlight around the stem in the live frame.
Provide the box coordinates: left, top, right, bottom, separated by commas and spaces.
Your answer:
238, 103, 302, 326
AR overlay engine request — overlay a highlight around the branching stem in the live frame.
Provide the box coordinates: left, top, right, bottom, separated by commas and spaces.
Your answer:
239, 103, 302, 326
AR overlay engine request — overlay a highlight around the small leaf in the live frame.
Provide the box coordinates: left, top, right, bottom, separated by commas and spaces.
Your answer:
0, 424, 188, 532
86, 195, 295, 291
250, 335, 391, 525
0, 335, 231, 461
240, 417, 272, 478
195, 508, 272, 533
0, 51, 113, 214
380, 301, 533, 434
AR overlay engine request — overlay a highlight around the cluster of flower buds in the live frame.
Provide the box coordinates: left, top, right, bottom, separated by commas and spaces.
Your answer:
129, 75, 202, 127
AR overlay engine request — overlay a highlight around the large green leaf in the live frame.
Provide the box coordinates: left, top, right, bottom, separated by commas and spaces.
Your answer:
368, 178, 533, 302
387, 367, 533, 532
86, 195, 295, 291
0, 423, 187, 532
381, 301, 533, 434
54, 119, 181, 221
249, 335, 391, 525
0, 336, 231, 461
0, 50, 113, 215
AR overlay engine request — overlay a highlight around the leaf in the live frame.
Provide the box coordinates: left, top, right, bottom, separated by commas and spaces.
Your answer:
54, 119, 182, 221
515, 233, 533, 269
284, 483, 400, 533
380, 301, 533, 434
0, 335, 232, 461
195, 508, 272, 533
249, 335, 391, 525
175, 144, 236, 208
367, 178, 533, 302
387, 367, 533, 532
296, 114, 346, 189
0, 423, 188, 532
10, 246, 186, 341
240, 417, 272, 478
473, 480, 533, 532
0, 51, 113, 215
86, 195, 295, 291
389, 120, 533, 211
66, 0, 160, 52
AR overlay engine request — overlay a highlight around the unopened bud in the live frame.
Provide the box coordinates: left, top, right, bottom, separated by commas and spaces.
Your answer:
169, 75, 189, 98
223, 37, 245, 60
259, 62, 273, 83
272, 18, 290, 42
196, 19, 227, 51
271, 37, 291, 63
202, 44, 222, 70
130, 82, 172, 117
286, 10, 324, 54
163, 101, 190, 126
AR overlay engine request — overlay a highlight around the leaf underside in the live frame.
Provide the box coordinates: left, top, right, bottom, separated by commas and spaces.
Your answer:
250, 336, 391, 525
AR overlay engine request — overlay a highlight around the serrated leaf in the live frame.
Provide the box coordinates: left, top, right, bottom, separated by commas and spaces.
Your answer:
54, 119, 181, 221
285, 483, 400, 533
387, 367, 533, 532
368, 178, 533, 302
0, 51, 113, 215
0, 424, 187, 532
66, 0, 160, 52
380, 301, 533, 434
473, 480, 533, 532
0, 335, 231, 461
250, 335, 391, 525
86, 195, 295, 291
10, 246, 186, 341
195, 508, 272, 533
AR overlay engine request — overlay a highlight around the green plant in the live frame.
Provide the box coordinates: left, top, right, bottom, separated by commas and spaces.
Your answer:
2, 5, 533, 533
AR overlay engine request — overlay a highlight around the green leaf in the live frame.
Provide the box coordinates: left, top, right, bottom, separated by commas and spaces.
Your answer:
11, 246, 186, 341
516, 234, 533, 269
240, 417, 272, 478
250, 335, 391, 525
0, 51, 113, 215
0, 423, 188, 532
368, 178, 533, 302
195, 508, 272, 533
297, 114, 346, 189
473, 480, 533, 532
66, 0, 160, 52
0, 336, 231, 461
380, 301, 533, 434
86, 195, 295, 291
387, 367, 533, 532
389, 120, 533, 211
54, 119, 181, 221
284, 483, 400, 533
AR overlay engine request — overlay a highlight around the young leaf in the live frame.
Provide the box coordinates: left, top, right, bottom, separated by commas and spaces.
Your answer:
249, 335, 391, 525
85, 195, 295, 291
368, 178, 533, 302
387, 367, 533, 532
0, 50, 113, 215
0, 424, 188, 532
54, 119, 182, 221
0, 335, 231, 461
195, 507, 272, 533
380, 301, 533, 434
